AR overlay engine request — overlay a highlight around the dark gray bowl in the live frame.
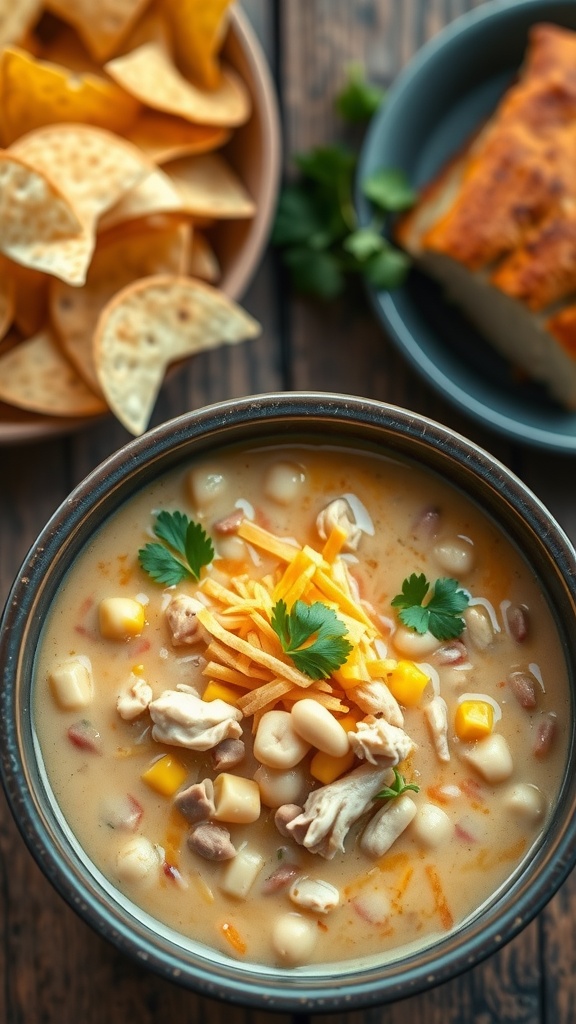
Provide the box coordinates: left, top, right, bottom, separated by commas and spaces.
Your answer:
1, 392, 576, 1011
357, 0, 576, 452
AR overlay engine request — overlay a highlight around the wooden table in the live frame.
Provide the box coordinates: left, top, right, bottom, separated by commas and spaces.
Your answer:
1, 1, 575, 1021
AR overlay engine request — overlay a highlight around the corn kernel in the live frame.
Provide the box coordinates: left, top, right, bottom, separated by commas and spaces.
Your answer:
455, 700, 494, 742
202, 680, 242, 706
386, 660, 430, 706
310, 747, 356, 784
141, 754, 188, 796
99, 597, 145, 640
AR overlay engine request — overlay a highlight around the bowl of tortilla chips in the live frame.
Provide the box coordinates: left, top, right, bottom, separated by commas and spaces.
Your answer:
0, 0, 281, 444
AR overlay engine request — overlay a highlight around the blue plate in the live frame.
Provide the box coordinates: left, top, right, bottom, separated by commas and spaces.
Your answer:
357, 0, 576, 452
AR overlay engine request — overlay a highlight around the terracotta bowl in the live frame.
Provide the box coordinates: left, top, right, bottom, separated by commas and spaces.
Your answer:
0, 8, 281, 446
1, 392, 576, 1012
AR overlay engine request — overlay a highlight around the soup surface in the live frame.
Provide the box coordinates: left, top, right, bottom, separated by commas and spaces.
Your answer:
34, 443, 569, 968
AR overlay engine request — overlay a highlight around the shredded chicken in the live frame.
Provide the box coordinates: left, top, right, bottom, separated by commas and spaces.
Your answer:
149, 687, 242, 750
316, 497, 362, 551
116, 673, 153, 720
283, 763, 392, 859
354, 679, 404, 727
165, 593, 204, 646
424, 696, 451, 763
348, 716, 415, 766
174, 779, 215, 823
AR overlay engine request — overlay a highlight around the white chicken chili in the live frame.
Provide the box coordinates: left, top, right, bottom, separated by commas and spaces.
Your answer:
34, 444, 569, 968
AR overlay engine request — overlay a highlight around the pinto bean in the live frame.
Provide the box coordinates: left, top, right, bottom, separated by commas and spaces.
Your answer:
274, 803, 303, 839
506, 604, 530, 643
213, 508, 245, 534
412, 505, 441, 540
261, 862, 301, 895
508, 670, 537, 710
433, 640, 468, 666
533, 713, 557, 759
210, 738, 245, 771
187, 821, 236, 861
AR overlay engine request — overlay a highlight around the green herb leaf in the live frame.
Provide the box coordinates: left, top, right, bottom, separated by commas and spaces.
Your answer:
271, 185, 325, 247
271, 598, 353, 680
343, 227, 385, 262
335, 62, 386, 123
376, 767, 420, 801
391, 572, 469, 641
138, 510, 214, 586
364, 244, 411, 289
283, 246, 345, 300
362, 168, 417, 212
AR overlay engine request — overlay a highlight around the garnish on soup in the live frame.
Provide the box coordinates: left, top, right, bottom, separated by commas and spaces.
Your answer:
36, 445, 568, 969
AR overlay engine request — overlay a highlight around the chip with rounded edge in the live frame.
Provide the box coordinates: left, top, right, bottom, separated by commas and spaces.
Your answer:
105, 42, 251, 127
0, 329, 106, 417
0, 47, 140, 144
50, 221, 191, 394
98, 166, 183, 232
0, 0, 42, 48
164, 153, 256, 219
188, 232, 220, 284
93, 275, 261, 435
44, 0, 151, 62
163, 0, 233, 89
125, 113, 231, 164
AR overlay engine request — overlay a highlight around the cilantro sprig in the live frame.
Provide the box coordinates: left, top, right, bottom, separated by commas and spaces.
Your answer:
138, 509, 214, 586
376, 767, 420, 801
272, 64, 416, 299
271, 598, 353, 680
391, 573, 469, 641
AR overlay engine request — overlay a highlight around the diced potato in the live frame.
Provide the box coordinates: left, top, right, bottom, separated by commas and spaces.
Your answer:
220, 846, 264, 898
455, 700, 494, 741
386, 660, 430, 706
49, 658, 93, 710
141, 753, 188, 796
213, 773, 261, 823
310, 747, 355, 785
202, 680, 241, 706
460, 733, 514, 783
99, 597, 145, 639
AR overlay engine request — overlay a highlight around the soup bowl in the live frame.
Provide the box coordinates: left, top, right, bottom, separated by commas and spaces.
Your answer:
1, 392, 575, 1012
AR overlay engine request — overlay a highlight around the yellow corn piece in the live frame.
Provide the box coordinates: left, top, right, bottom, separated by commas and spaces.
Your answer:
237, 520, 300, 562
202, 680, 242, 705
142, 754, 188, 796
311, 747, 356, 784
386, 660, 430, 707
321, 523, 348, 562
366, 658, 398, 678
131, 663, 145, 676
99, 596, 145, 639
455, 700, 494, 741
337, 712, 362, 732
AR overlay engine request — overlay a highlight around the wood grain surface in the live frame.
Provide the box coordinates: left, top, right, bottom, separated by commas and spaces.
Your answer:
1, 2, 575, 1022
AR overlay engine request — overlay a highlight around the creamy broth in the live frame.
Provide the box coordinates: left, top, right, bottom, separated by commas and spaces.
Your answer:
34, 444, 569, 968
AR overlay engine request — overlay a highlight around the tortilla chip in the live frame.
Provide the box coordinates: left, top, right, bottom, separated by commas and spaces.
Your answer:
0, 328, 106, 416
11, 263, 49, 336
98, 166, 182, 232
0, 47, 140, 144
0, 153, 92, 285
105, 42, 250, 127
12, 124, 152, 225
36, 24, 102, 74
0, 0, 42, 48
0, 256, 15, 339
44, 0, 152, 62
125, 112, 230, 164
188, 231, 220, 283
163, 0, 233, 89
116, 5, 173, 55
50, 222, 190, 393
164, 153, 255, 219
93, 275, 261, 434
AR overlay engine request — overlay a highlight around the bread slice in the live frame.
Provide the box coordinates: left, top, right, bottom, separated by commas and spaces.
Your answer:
396, 23, 576, 409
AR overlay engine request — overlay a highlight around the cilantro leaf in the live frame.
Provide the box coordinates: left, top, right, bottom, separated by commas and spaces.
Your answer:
364, 244, 411, 290
138, 510, 214, 586
271, 599, 353, 680
283, 246, 345, 300
362, 169, 417, 212
376, 767, 420, 801
391, 573, 469, 641
343, 227, 385, 262
335, 63, 386, 123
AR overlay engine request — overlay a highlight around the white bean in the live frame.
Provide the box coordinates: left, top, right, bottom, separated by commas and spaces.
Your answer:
391, 626, 440, 659
410, 802, 452, 848
289, 876, 340, 914
503, 783, 546, 823
253, 764, 307, 809
187, 465, 227, 508
464, 606, 494, 650
115, 836, 159, 886
219, 846, 264, 899
460, 733, 514, 783
433, 535, 475, 577
263, 461, 305, 505
213, 774, 261, 823
360, 794, 417, 858
272, 913, 317, 965
290, 699, 349, 757
49, 657, 93, 710
253, 710, 311, 769
216, 536, 247, 562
